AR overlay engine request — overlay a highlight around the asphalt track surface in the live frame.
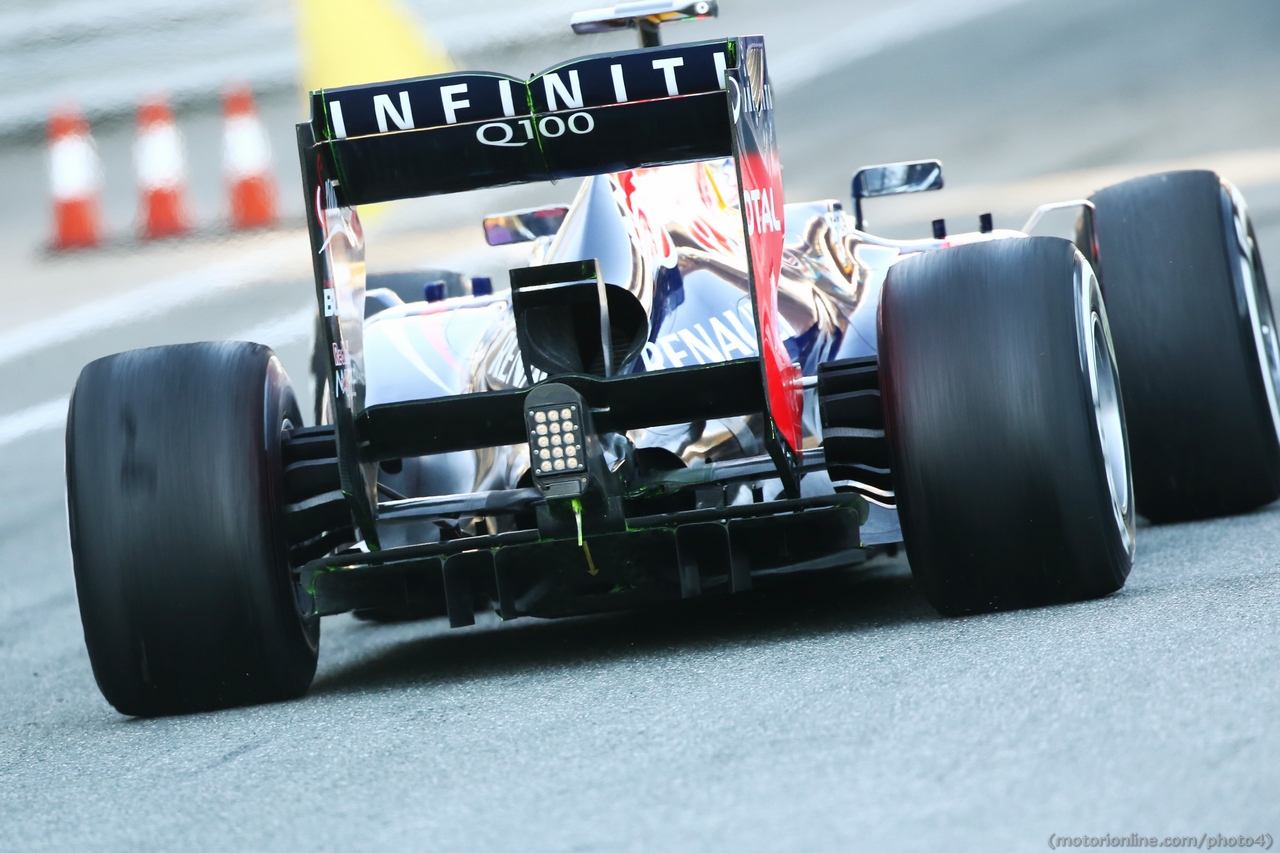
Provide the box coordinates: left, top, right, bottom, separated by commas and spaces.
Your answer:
3, 1, 1280, 850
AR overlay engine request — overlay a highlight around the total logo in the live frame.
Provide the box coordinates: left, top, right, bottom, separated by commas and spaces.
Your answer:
744, 187, 782, 236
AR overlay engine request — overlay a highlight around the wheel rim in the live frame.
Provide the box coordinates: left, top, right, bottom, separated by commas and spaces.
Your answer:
1227, 184, 1280, 443
1080, 260, 1135, 556
281, 415, 316, 625
1092, 312, 1131, 538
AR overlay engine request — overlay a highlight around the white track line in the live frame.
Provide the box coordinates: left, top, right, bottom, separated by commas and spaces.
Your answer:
0, 305, 316, 449
0, 396, 71, 447
231, 304, 316, 351
0, 236, 305, 369
769, 0, 1038, 92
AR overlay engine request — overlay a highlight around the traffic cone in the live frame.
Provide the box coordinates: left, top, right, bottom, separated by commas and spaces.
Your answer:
47, 107, 103, 250
134, 98, 191, 239
222, 85, 277, 230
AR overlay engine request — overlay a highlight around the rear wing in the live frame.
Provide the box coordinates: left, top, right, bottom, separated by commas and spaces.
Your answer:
306, 39, 735, 205
297, 36, 802, 543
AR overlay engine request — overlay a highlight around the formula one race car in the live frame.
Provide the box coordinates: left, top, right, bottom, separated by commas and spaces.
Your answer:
66, 2, 1280, 716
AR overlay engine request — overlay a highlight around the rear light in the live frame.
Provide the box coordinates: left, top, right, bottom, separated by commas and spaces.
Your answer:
528, 404, 583, 474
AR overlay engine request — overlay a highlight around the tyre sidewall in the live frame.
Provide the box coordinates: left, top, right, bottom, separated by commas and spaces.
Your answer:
67, 343, 317, 715
880, 238, 1133, 614
1090, 170, 1280, 520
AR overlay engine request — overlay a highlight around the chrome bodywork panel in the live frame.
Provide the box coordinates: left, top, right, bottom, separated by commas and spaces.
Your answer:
362, 159, 934, 542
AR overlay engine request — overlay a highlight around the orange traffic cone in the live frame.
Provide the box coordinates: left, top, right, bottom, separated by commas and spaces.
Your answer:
222, 85, 277, 230
134, 98, 191, 239
47, 107, 103, 250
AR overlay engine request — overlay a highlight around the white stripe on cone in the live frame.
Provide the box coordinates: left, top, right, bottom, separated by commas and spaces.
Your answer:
135, 122, 186, 190
224, 115, 271, 179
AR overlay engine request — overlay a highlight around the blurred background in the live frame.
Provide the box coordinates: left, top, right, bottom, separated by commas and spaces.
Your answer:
2, 5, 1280, 847
2, 0, 1279, 436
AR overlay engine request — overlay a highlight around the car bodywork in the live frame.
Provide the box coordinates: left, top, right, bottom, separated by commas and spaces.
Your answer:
288, 33, 1031, 624
364, 162, 904, 523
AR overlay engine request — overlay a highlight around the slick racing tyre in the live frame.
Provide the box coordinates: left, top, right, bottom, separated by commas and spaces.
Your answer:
66, 342, 319, 716
1087, 171, 1280, 522
880, 237, 1134, 615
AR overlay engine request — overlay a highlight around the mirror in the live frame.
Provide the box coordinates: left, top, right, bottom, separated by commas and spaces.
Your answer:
852, 160, 944, 199
850, 160, 944, 230
483, 205, 570, 246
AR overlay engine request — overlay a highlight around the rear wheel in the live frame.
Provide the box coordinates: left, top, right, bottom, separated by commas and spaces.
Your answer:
1088, 170, 1280, 522
66, 342, 319, 716
880, 237, 1134, 615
